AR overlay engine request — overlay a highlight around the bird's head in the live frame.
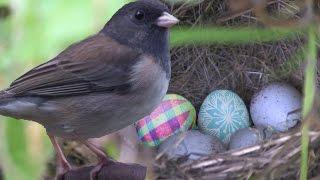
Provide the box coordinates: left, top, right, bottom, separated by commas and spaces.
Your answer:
102, 0, 179, 57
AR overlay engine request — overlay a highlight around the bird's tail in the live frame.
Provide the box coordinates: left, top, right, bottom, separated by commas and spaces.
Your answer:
0, 91, 44, 120
0, 90, 18, 118
0, 90, 13, 101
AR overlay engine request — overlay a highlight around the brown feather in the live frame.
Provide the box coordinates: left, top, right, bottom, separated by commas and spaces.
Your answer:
8, 33, 142, 97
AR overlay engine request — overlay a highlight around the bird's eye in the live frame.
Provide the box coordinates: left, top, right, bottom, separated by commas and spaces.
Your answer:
135, 10, 145, 20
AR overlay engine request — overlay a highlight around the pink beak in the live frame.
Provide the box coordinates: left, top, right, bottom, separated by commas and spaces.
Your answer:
156, 12, 179, 28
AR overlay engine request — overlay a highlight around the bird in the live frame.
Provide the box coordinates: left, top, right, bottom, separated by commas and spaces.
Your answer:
0, 0, 179, 179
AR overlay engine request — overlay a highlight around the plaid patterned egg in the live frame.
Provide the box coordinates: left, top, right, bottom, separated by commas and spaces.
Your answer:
198, 90, 250, 144
135, 94, 196, 147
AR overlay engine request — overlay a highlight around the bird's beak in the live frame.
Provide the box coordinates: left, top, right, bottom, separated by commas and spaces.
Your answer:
156, 12, 179, 28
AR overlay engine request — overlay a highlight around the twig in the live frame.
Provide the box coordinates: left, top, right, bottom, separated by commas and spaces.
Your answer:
180, 131, 320, 171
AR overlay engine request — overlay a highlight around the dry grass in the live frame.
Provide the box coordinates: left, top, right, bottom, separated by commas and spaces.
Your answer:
156, 0, 320, 179
169, 40, 305, 109
167, 0, 307, 109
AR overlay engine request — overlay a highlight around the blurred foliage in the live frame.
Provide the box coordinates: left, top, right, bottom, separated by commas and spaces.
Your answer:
0, 5, 11, 19
170, 27, 304, 46
0, 0, 318, 180
104, 140, 120, 160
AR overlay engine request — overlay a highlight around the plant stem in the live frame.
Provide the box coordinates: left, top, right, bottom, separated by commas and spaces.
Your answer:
300, 26, 317, 180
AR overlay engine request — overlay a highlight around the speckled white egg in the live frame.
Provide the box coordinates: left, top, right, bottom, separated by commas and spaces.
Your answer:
198, 90, 250, 144
158, 130, 225, 160
250, 83, 302, 132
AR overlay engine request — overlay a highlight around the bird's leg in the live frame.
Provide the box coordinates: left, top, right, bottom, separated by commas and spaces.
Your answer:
48, 135, 72, 180
80, 139, 113, 180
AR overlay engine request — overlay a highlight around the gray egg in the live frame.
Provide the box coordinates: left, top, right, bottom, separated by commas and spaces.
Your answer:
255, 125, 276, 139
228, 128, 265, 150
159, 130, 226, 160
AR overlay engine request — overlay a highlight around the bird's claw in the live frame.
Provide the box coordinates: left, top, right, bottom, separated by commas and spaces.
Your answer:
56, 160, 72, 180
89, 160, 109, 180
56, 173, 67, 180
56, 169, 69, 180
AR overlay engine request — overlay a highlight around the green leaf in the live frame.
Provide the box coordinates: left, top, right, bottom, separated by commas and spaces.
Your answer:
170, 27, 304, 46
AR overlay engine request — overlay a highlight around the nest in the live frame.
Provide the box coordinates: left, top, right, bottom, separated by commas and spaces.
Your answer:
156, 0, 320, 179
155, 130, 320, 179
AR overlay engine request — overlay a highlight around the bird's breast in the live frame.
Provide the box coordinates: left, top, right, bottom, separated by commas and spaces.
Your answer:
129, 55, 170, 112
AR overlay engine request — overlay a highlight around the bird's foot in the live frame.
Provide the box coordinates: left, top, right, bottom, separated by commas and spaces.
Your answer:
89, 158, 111, 180
48, 134, 72, 180
79, 139, 113, 180
55, 152, 72, 180
56, 169, 69, 180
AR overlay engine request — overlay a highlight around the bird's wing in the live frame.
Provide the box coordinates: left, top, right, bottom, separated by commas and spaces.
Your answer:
7, 34, 141, 97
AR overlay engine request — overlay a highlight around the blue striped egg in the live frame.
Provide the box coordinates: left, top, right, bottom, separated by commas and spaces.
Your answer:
198, 90, 250, 144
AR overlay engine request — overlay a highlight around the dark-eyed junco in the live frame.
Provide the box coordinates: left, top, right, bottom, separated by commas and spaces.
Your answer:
0, 0, 179, 179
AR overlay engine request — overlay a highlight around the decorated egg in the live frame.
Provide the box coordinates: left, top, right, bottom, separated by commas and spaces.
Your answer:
250, 83, 302, 132
135, 94, 196, 147
158, 130, 225, 160
228, 127, 264, 150
198, 90, 250, 144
